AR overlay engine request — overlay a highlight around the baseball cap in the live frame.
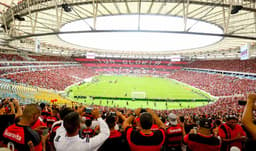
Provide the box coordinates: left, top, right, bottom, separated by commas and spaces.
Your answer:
168, 113, 177, 125
199, 118, 211, 129
230, 146, 240, 151
225, 114, 238, 120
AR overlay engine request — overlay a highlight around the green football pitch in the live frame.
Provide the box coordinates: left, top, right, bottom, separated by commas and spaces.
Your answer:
66, 75, 215, 110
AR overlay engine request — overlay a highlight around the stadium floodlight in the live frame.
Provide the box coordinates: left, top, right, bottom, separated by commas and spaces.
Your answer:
1, 24, 10, 32
231, 5, 243, 14
62, 3, 72, 12
14, 15, 25, 21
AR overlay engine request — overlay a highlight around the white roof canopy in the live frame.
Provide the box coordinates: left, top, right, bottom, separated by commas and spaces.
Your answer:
0, 0, 255, 57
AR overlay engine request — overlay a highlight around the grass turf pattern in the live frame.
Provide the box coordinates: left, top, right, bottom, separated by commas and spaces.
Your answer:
67, 75, 214, 110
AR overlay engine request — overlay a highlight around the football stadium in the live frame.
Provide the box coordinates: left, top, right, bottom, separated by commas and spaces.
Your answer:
0, 0, 256, 151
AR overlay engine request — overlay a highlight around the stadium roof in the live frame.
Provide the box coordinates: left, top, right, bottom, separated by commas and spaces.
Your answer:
0, 0, 255, 58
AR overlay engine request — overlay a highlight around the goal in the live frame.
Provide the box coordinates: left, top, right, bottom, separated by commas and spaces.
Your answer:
131, 92, 146, 99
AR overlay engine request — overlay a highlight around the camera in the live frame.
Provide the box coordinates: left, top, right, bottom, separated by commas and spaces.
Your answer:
110, 112, 116, 117
140, 108, 147, 113
42, 128, 49, 136
9, 98, 14, 102
85, 107, 92, 114
1, 98, 12, 112
238, 100, 247, 106
179, 116, 185, 123
193, 127, 198, 134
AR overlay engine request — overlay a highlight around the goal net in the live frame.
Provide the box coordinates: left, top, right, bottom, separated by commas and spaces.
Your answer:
131, 92, 146, 99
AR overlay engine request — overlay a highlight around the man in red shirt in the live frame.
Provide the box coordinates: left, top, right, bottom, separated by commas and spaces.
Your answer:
46, 109, 59, 130
184, 118, 221, 151
99, 113, 128, 151
218, 115, 247, 151
2, 104, 42, 151
123, 108, 166, 151
81, 117, 95, 138
166, 113, 185, 151
0, 98, 22, 142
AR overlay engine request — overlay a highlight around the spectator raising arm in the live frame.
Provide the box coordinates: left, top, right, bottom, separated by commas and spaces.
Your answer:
116, 110, 126, 122
147, 108, 166, 129
12, 98, 23, 118
242, 93, 256, 140
123, 108, 140, 130
87, 108, 110, 150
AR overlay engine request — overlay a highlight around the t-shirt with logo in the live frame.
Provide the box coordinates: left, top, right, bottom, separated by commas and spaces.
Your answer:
125, 126, 165, 151
46, 116, 58, 130
218, 123, 246, 151
184, 133, 221, 151
2, 123, 41, 151
166, 125, 183, 148
81, 127, 95, 138
0, 114, 15, 140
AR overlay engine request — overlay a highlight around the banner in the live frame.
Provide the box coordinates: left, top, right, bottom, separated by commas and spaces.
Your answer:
75, 58, 187, 65
35, 39, 40, 53
240, 44, 250, 60
86, 52, 96, 59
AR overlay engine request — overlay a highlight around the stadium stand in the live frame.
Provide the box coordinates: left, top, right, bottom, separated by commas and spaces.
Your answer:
186, 59, 256, 73
0, 53, 25, 61
0, 80, 72, 105
0, 54, 255, 151
169, 70, 256, 96
94, 68, 171, 76
29, 55, 74, 61
1, 66, 95, 90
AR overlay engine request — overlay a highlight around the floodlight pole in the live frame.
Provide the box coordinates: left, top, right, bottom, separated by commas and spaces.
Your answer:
92, 0, 99, 30
55, 0, 60, 29
26, 0, 33, 33
254, 12, 256, 34
32, 12, 38, 34
222, 2, 231, 33
138, 0, 142, 30
183, 0, 190, 31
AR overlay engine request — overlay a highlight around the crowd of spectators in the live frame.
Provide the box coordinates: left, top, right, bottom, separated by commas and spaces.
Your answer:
169, 70, 256, 96
29, 55, 74, 61
0, 62, 73, 67
1, 54, 255, 97
83, 63, 181, 70
0, 94, 255, 151
0, 53, 74, 62
0, 54, 25, 61
186, 59, 256, 73
0, 62, 78, 76
1, 64, 255, 95
1, 66, 95, 90
1, 54, 256, 151
95, 68, 171, 76
0, 68, 30, 75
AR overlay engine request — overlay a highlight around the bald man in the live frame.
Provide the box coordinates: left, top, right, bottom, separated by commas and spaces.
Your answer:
2, 104, 42, 151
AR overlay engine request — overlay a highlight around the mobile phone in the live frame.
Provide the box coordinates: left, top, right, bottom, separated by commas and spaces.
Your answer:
238, 100, 246, 106
193, 127, 197, 134
85, 107, 92, 114
179, 116, 185, 123
42, 128, 49, 136
140, 108, 146, 113
110, 112, 116, 116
